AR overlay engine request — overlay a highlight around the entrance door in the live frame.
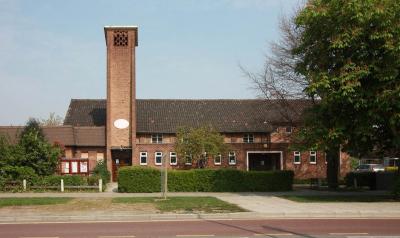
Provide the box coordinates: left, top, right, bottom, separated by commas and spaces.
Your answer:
111, 149, 132, 181
248, 152, 281, 171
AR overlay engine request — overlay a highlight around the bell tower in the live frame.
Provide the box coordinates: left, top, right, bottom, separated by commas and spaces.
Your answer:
104, 26, 138, 181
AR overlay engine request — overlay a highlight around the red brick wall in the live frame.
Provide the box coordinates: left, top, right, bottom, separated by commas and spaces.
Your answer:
63, 146, 106, 173
105, 27, 138, 175
132, 131, 351, 179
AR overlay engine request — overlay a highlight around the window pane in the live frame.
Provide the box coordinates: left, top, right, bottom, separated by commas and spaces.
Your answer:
62, 162, 70, 173
152, 134, 163, 144
185, 154, 192, 165
294, 151, 301, 163
140, 152, 147, 164
243, 134, 254, 143
155, 152, 162, 165
71, 162, 78, 173
229, 152, 236, 165
170, 152, 177, 165
310, 151, 317, 163
80, 161, 88, 173
214, 154, 222, 165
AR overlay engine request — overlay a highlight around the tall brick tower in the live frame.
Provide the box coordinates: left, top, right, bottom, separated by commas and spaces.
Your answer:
104, 26, 138, 181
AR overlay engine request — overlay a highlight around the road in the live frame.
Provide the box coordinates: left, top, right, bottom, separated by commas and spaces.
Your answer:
0, 219, 399, 238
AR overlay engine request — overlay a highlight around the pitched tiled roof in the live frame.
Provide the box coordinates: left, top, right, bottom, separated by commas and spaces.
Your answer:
0, 126, 105, 146
64, 99, 310, 133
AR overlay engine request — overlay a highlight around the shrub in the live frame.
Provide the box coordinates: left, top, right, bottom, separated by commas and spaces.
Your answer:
393, 176, 400, 199
1, 166, 39, 184
38, 175, 87, 186
118, 167, 161, 193
87, 175, 105, 187
0, 177, 5, 190
92, 160, 111, 183
118, 167, 294, 193
345, 172, 376, 190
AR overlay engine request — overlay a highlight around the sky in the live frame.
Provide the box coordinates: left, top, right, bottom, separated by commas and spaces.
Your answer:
0, 0, 300, 125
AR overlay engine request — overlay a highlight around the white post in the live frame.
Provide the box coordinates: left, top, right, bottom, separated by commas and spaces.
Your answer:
99, 179, 102, 192
23, 179, 26, 191
61, 179, 64, 192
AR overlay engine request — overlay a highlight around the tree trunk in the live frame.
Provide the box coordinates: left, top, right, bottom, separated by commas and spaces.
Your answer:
326, 146, 340, 190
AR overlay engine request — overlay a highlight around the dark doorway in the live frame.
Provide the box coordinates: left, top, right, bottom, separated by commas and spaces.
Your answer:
111, 149, 132, 182
248, 152, 281, 171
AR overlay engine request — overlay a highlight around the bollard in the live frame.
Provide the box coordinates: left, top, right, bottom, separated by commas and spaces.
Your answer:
61, 179, 64, 192
99, 179, 102, 192
23, 179, 26, 191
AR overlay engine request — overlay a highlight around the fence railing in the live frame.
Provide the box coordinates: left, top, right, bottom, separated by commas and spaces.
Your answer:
8, 179, 103, 192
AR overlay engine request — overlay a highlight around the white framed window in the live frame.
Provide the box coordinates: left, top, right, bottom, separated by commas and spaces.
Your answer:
309, 151, 317, 164
294, 151, 301, 164
214, 154, 222, 165
170, 152, 177, 165
96, 152, 104, 163
155, 152, 162, 165
151, 134, 163, 144
285, 126, 292, 133
81, 152, 89, 159
140, 152, 147, 165
185, 154, 192, 165
243, 134, 254, 143
228, 152, 236, 165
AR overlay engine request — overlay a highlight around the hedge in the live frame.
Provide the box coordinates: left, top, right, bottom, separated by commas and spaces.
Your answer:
118, 167, 294, 193
345, 172, 376, 190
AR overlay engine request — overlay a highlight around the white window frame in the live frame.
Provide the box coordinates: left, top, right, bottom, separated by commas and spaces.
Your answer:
285, 126, 292, 133
140, 152, 147, 165
170, 152, 177, 166
228, 152, 236, 165
185, 154, 192, 165
155, 152, 162, 165
214, 154, 222, 165
294, 151, 301, 164
243, 134, 254, 143
309, 151, 317, 164
151, 134, 163, 144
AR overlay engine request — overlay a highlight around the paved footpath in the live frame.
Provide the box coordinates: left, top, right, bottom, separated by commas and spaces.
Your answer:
0, 188, 399, 222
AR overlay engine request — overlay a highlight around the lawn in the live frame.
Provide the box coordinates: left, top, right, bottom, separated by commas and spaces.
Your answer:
0, 197, 72, 207
278, 195, 399, 203
112, 196, 246, 213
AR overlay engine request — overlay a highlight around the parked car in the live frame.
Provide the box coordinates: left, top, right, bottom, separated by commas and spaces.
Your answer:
355, 164, 385, 172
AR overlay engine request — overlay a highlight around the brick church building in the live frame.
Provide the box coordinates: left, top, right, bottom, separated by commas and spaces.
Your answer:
0, 26, 350, 181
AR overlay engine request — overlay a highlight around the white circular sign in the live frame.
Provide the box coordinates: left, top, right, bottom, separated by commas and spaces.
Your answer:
113, 119, 129, 129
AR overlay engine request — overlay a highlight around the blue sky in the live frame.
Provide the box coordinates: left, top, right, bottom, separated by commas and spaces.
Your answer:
0, 0, 300, 125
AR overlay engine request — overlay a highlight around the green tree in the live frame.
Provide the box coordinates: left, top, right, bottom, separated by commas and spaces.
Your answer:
17, 118, 62, 176
175, 126, 229, 168
292, 0, 400, 187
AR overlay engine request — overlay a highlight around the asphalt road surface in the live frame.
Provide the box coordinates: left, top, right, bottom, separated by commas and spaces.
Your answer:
0, 219, 399, 238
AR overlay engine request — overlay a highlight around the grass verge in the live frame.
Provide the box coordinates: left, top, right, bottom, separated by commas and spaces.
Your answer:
112, 196, 246, 213
278, 195, 399, 203
0, 197, 72, 207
